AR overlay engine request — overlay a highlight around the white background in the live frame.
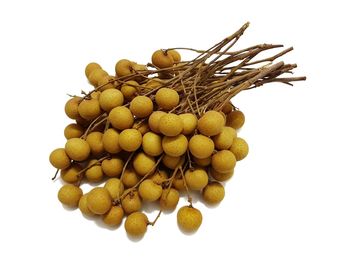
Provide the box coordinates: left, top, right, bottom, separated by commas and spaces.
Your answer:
0, 0, 349, 262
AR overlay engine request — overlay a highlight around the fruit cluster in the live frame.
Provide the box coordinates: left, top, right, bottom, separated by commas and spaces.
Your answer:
50, 23, 304, 238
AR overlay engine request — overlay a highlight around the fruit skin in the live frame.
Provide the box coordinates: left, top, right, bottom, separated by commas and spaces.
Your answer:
64, 123, 84, 139
101, 158, 124, 177
103, 206, 124, 227
209, 167, 234, 182
142, 132, 163, 156
229, 137, 249, 161
162, 134, 188, 157
49, 148, 71, 169
179, 113, 198, 135
159, 113, 183, 136
188, 135, 214, 159
211, 150, 236, 173
226, 110, 245, 129
132, 152, 156, 176
97, 75, 116, 91
148, 111, 167, 134
168, 50, 181, 63
130, 96, 154, 118
78, 99, 102, 121
193, 156, 211, 167
162, 155, 183, 170
78, 194, 94, 216
86, 131, 104, 157
58, 184, 83, 208
149, 170, 168, 185
85, 62, 101, 78
213, 126, 237, 150
221, 103, 233, 114
155, 88, 179, 110
197, 110, 225, 136
65, 138, 91, 161
202, 182, 225, 204
119, 129, 142, 152
152, 50, 174, 68
115, 59, 134, 77
88, 68, 108, 87
160, 188, 180, 210
124, 212, 149, 237
104, 178, 124, 200
60, 163, 81, 183
121, 191, 142, 214
184, 168, 209, 190
87, 187, 112, 215
121, 168, 140, 188
99, 89, 124, 112
85, 160, 104, 182
102, 128, 122, 154
65, 97, 81, 119
121, 80, 139, 101
138, 179, 163, 202
108, 106, 134, 130
177, 206, 202, 232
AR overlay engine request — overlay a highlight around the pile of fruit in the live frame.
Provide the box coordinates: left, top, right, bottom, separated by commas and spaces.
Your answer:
49, 23, 305, 237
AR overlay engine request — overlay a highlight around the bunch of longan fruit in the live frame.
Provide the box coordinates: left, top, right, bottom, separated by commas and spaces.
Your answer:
50, 48, 249, 237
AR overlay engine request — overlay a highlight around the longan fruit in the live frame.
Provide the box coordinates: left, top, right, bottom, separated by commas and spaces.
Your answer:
162, 134, 188, 157
132, 152, 156, 176
184, 168, 209, 190
202, 182, 225, 204
168, 50, 181, 63
132, 64, 148, 82
108, 106, 134, 130
177, 206, 202, 232
58, 184, 83, 208
101, 157, 124, 177
144, 78, 163, 89
142, 132, 163, 156
64, 123, 84, 139
121, 191, 142, 214
104, 178, 124, 200
115, 59, 134, 77
118, 129, 142, 152
229, 137, 249, 161
193, 156, 211, 167
102, 128, 122, 154
64, 97, 81, 119
188, 135, 214, 159
78, 99, 101, 121
99, 89, 124, 112
152, 50, 174, 68
85, 160, 104, 183
213, 126, 237, 150
86, 131, 104, 157
162, 155, 184, 170
149, 170, 168, 185
133, 122, 150, 135
148, 111, 166, 134
179, 113, 198, 135
121, 168, 140, 188
124, 212, 148, 237
87, 187, 112, 215
138, 179, 163, 202
159, 113, 183, 136
49, 148, 71, 169
211, 150, 236, 173
160, 188, 179, 210
222, 103, 233, 114
97, 75, 116, 91
88, 68, 108, 87
78, 193, 94, 216
198, 110, 225, 136
60, 163, 82, 183
209, 167, 234, 182
65, 138, 90, 161
85, 62, 101, 78
155, 88, 179, 110
130, 96, 154, 118
103, 206, 124, 227
90, 91, 101, 100
226, 110, 245, 129
173, 173, 186, 191
121, 80, 139, 101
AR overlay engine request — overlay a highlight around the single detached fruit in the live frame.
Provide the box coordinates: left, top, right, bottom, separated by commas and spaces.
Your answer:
177, 206, 202, 232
